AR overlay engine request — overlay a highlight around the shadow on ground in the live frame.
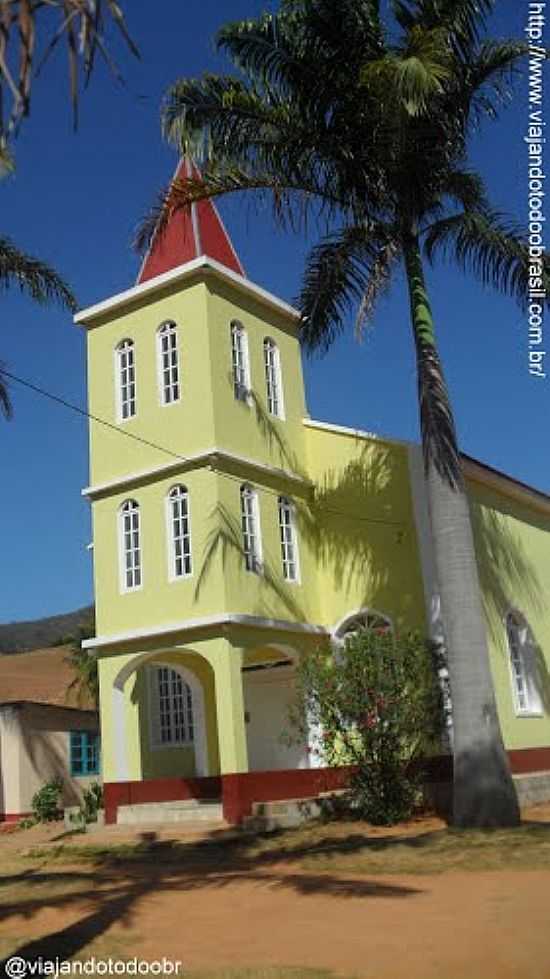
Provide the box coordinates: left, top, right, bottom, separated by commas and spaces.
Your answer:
0, 826, 424, 966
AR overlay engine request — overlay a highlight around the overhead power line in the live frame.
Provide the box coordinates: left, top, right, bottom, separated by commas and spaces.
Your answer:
3, 369, 405, 531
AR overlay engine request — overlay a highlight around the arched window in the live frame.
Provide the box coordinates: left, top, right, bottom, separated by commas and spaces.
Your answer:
335, 609, 393, 642
230, 320, 250, 402
263, 337, 284, 418
240, 484, 262, 573
278, 496, 300, 582
166, 485, 192, 579
116, 339, 136, 420
119, 499, 141, 591
157, 321, 180, 405
506, 611, 542, 715
150, 666, 194, 746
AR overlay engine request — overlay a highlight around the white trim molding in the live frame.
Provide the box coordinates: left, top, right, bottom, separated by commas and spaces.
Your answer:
82, 447, 310, 499
83, 612, 328, 651
74, 255, 300, 328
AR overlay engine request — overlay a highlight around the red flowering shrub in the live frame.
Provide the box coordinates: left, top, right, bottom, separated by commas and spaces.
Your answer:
288, 629, 444, 824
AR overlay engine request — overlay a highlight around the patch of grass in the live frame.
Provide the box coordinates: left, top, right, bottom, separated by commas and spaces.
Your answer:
12, 815, 550, 876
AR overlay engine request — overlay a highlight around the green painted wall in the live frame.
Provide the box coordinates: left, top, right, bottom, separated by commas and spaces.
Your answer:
469, 477, 550, 750
303, 425, 427, 633
87, 277, 213, 489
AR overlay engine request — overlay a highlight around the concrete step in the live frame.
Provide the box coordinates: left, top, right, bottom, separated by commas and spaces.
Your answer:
117, 799, 223, 826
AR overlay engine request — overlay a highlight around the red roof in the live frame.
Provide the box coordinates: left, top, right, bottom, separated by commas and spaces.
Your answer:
138, 158, 245, 284
0, 646, 95, 711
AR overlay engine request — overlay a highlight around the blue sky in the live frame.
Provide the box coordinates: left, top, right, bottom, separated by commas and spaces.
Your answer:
0, 1, 546, 623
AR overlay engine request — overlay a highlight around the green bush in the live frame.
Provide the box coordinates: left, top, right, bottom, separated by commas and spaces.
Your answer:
31, 777, 64, 823
288, 629, 444, 825
69, 781, 104, 829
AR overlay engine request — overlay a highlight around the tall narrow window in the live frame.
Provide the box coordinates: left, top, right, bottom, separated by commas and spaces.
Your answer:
157, 321, 180, 405
230, 320, 250, 401
151, 667, 194, 746
263, 337, 284, 418
166, 485, 192, 579
506, 611, 542, 714
116, 339, 136, 420
119, 499, 141, 591
240, 484, 262, 573
278, 496, 300, 582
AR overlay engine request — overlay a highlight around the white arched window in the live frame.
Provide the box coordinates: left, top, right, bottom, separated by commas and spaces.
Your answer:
116, 339, 136, 420
150, 666, 194, 746
157, 321, 180, 405
230, 320, 250, 402
335, 609, 392, 642
240, 484, 262, 573
506, 611, 542, 715
166, 485, 192, 579
119, 499, 141, 591
278, 496, 300, 582
263, 337, 284, 418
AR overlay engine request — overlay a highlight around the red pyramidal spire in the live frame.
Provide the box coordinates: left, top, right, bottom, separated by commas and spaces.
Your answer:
137, 158, 245, 284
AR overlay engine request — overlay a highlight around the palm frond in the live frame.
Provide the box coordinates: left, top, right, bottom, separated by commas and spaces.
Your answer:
216, 13, 318, 94
423, 209, 550, 306
460, 40, 531, 125
0, 363, 12, 419
415, 327, 462, 487
355, 241, 399, 337
135, 164, 351, 257
415, 0, 495, 59
0, 236, 77, 310
439, 168, 487, 212
0, 0, 138, 137
298, 224, 397, 353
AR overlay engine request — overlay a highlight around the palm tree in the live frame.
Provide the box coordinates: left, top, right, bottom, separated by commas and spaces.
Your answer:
0, 1, 136, 416
0, 234, 77, 415
138, 0, 549, 827
64, 612, 99, 709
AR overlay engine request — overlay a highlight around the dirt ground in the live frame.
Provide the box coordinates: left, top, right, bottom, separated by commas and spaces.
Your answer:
1, 807, 550, 979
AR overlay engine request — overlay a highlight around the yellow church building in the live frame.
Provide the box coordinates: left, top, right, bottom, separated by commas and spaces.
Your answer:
76, 160, 550, 825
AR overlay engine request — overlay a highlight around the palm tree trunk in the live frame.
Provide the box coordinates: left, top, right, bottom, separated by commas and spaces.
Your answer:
403, 233, 520, 828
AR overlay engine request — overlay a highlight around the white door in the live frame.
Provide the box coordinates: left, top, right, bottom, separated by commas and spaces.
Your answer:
244, 668, 309, 771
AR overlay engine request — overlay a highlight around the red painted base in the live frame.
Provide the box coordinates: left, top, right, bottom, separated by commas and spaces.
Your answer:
103, 776, 221, 825
0, 812, 32, 826
102, 746, 550, 826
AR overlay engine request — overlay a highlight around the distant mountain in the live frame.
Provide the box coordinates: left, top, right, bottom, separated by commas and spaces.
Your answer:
0, 605, 95, 653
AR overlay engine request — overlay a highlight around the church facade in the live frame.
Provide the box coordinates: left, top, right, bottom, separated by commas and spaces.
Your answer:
77, 162, 550, 824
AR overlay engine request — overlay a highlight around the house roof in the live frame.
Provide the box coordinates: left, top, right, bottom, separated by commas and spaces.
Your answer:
0, 646, 95, 711
137, 158, 245, 284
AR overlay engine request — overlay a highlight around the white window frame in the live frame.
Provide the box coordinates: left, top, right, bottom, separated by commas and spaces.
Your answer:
148, 666, 195, 748
263, 337, 285, 419
333, 608, 393, 644
506, 610, 543, 716
278, 496, 301, 583
230, 320, 251, 403
240, 483, 263, 573
166, 485, 192, 580
157, 321, 180, 406
118, 499, 142, 592
115, 339, 136, 421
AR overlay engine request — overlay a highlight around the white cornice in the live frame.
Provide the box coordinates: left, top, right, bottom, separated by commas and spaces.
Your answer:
82, 447, 310, 499
461, 455, 550, 516
74, 256, 299, 327
304, 419, 550, 516
303, 417, 412, 448
83, 612, 327, 650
